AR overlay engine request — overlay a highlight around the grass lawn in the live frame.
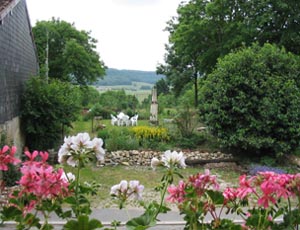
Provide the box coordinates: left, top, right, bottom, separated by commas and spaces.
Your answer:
63, 164, 241, 208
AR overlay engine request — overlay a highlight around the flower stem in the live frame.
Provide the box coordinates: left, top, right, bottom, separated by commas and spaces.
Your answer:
154, 171, 172, 220
75, 162, 81, 217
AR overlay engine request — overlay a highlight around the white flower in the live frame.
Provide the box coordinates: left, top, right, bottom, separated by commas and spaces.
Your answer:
119, 180, 128, 193
67, 156, 77, 167
161, 150, 186, 168
150, 157, 160, 169
129, 180, 144, 200
110, 180, 128, 196
61, 172, 75, 182
71, 132, 93, 151
110, 184, 120, 196
58, 136, 73, 163
91, 137, 105, 161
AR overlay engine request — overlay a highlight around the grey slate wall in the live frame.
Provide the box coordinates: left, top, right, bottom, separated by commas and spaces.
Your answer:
0, 0, 39, 124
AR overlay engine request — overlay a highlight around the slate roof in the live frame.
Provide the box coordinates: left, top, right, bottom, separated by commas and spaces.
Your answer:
0, 0, 20, 20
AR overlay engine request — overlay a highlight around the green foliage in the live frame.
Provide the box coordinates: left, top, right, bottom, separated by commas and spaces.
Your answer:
21, 77, 81, 150
32, 18, 105, 85
174, 89, 199, 138
2, 164, 21, 187
155, 78, 170, 95
104, 129, 140, 151
200, 43, 300, 156
160, 0, 300, 106
86, 90, 139, 119
79, 86, 100, 107
175, 133, 207, 149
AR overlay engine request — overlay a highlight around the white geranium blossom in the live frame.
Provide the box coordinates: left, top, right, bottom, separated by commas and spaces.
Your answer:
66, 156, 77, 167
129, 180, 144, 200
150, 157, 160, 170
110, 180, 128, 196
57, 132, 105, 167
71, 132, 93, 151
91, 137, 105, 161
61, 172, 75, 182
110, 180, 144, 201
161, 150, 186, 169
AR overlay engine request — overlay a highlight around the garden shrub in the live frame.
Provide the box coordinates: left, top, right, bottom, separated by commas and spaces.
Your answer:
105, 135, 139, 151
175, 133, 207, 149
200, 43, 300, 157
104, 129, 139, 151
97, 129, 110, 140
2, 164, 21, 187
21, 77, 81, 150
130, 126, 170, 143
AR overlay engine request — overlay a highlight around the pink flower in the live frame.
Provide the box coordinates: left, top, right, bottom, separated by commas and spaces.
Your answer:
223, 187, 238, 202
18, 151, 70, 203
189, 169, 220, 194
257, 193, 276, 208
236, 175, 255, 199
0, 145, 20, 171
166, 180, 186, 203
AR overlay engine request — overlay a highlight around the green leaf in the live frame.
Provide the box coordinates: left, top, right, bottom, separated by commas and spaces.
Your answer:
1, 206, 22, 220
206, 190, 224, 205
63, 215, 102, 230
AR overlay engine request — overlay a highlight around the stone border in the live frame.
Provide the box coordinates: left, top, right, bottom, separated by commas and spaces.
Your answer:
101, 150, 234, 166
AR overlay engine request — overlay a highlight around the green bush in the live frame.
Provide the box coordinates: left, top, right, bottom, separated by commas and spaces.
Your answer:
21, 78, 81, 150
200, 43, 300, 157
97, 129, 110, 140
105, 135, 139, 151
2, 164, 21, 187
174, 133, 207, 149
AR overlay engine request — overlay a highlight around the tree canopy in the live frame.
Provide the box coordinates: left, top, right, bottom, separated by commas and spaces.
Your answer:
160, 0, 300, 106
32, 18, 106, 85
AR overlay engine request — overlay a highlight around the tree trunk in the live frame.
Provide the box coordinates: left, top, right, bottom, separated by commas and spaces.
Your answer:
194, 71, 198, 108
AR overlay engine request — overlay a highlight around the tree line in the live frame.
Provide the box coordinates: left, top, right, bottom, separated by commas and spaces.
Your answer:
158, 0, 300, 157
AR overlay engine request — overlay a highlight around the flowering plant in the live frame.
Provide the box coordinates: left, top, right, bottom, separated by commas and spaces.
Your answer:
0, 150, 71, 229
110, 150, 186, 230
167, 169, 300, 230
0, 132, 105, 230
0, 145, 20, 171
2, 136, 300, 230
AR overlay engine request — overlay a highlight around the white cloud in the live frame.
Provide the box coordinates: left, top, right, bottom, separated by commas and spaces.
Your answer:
26, 0, 181, 71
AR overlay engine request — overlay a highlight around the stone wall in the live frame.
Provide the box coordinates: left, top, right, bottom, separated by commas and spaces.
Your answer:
101, 150, 234, 166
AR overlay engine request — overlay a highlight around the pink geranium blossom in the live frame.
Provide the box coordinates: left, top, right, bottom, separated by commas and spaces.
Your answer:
166, 180, 186, 203
0, 145, 20, 171
18, 150, 71, 212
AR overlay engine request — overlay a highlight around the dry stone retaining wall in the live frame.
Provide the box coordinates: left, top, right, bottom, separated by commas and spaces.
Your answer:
102, 150, 234, 166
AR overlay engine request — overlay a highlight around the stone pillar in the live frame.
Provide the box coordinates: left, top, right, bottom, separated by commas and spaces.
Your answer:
150, 86, 158, 125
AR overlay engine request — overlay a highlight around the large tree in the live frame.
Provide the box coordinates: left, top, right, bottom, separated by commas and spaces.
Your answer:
33, 18, 106, 85
160, 0, 300, 107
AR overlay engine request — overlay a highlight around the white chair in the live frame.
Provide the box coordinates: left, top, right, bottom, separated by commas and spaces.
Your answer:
110, 114, 118, 126
117, 112, 130, 126
130, 114, 138, 126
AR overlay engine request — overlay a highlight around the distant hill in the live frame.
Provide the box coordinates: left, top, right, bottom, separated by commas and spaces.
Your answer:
94, 68, 165, 86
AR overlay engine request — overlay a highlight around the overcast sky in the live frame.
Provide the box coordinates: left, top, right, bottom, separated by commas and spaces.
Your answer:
26, 0, 183, 71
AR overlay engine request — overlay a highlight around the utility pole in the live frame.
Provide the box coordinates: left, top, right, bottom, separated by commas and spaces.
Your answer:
45, 29, 49, 83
